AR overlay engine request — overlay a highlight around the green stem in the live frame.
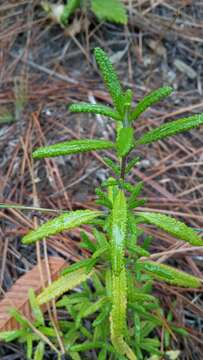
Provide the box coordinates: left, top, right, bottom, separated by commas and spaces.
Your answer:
120, 155, 127, 180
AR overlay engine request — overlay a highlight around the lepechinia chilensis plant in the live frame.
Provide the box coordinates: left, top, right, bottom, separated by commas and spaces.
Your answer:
22, 48, 203, 359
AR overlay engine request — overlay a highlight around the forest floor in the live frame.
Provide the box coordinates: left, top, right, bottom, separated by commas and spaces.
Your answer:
1, 1, 203, 359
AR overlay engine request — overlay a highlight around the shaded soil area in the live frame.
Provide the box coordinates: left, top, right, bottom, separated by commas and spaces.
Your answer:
1, 1, 203, 358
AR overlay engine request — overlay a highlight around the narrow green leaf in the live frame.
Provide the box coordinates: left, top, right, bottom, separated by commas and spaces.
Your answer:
95, 188, 113, 209
91, 0, 127, 24
116, 127, 134, 157
111, 190, 127, 275
60, 0, 80, 25
111, 269, 127, 336
94, 47, 123, 113
28, 289, 44, 326
125, 156, 140, 174
92, 246, 109, 260
93, 304, 110, 326
70, 352, 81, 360
39, 326, 57, 337
22, 210, 101, 244
0, 330, 23, 342
80, 231, 97, 252
130, 86, 173, 121
137, 211, 203, 246
98, 348, 107, 360
136, 114, 203, 146
171, 325, 188, 336
129, 303, 162, 326
141, 322, 158, 338
127, 244, 149, 257
110, 269, 137, 360
32, 139, 114, 159
92, 272, 104, 293
103, 157, 120, 176
131, 292, 157, 303
61, 259, 94, 276
69, 103, 121, 121
93, 228, 109, 248
128, 198, 146, 210
70, 341, 111, 352
37, 268, 94, 305
137, 260, 201, 288
134, 313, 141, 345
129, 182, 143, 198
26, 334, 33, 359
80, 297, 108, 318
128, 182, 144, 209
9, 308, 28, 327
33, 341, 45, 360
140, 341, 162, 356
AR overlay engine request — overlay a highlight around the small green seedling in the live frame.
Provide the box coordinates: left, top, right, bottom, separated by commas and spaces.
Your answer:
42, 0, 127, 26
2, 47, 203, 359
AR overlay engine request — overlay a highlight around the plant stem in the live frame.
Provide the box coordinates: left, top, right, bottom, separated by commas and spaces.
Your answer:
120, 155, 127, 180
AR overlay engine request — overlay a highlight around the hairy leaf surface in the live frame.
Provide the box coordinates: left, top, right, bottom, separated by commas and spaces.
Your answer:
91, 0, 127, 24
94, 47, 123, 113
136, 114, 203, 145
32, 139, 114, 159
137, 260, 201, 288
130, 86, 173, 121
110, 269, 136, 359
111, 190, 127, 274
69, 103, 121, 121
22, 210, 101, 244
116, 127, 134, 157
37, 268, 94, 305
111, 269, 127, 336
137, 211, 203, 245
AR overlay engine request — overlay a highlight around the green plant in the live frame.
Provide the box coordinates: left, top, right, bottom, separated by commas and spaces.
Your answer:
0, 289, 59, 359
42, 0, 127, 26
1, 47, 203, 359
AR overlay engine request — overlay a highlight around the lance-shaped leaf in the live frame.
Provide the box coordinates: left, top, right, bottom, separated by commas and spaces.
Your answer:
136, 211, 203, 246
116, 127, 134, 157
130, 86, 173, 121
111, 269, 127, 336
111, 190, 127, 275
137, 260, 201, 288
28, 289, 44, 326
32, 139, 114, 159
110, 269, 136, 359
22, 210, 101, 244
135, 113, 203, 146
69, 103, 121, 121
91, 0, 127, 25
0, 330, 23, 342
37, 268, 94, 305
33, 341, 45, 360
94, 47, 124, 114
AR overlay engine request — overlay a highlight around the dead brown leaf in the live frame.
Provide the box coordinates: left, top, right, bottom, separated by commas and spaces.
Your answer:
0, 257, 67, 331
